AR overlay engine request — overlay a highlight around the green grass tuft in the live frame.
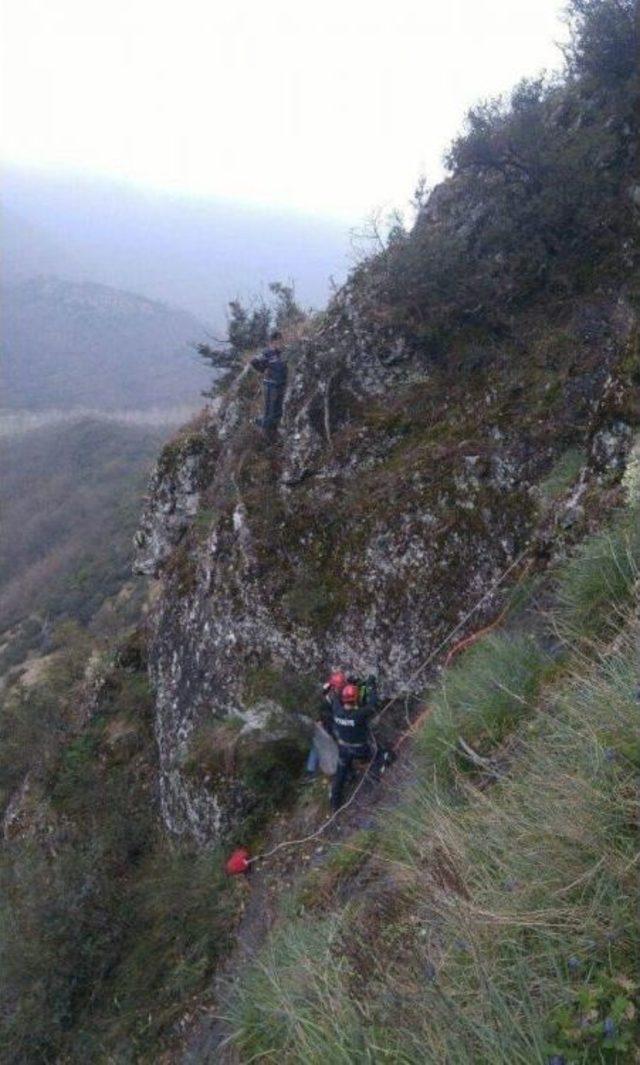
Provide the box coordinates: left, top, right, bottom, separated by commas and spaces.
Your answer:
413, 632, 551, 775
556, 506, 640, 641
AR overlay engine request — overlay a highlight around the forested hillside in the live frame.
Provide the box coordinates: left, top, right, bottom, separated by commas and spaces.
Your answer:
0, 419, 170, 673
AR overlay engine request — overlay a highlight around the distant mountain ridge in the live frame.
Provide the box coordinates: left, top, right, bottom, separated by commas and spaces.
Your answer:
2, 167, 349, 322
1, 276, 210, 411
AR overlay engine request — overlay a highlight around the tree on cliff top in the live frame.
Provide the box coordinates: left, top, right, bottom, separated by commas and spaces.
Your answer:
198, 282, 305, 394
361, 0, 638, 350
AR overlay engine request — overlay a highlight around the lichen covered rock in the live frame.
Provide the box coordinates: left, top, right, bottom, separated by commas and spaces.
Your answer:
133, 414, 219, 576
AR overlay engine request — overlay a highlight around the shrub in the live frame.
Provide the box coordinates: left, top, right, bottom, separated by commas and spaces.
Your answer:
0, 837, 237, 1060
239, 734, 307, 819
0, 633, 240, 1061
198, 281, 306, 392
243, 663, 317, 716
565, 0, 638, 87
0, 840, 117, 1062
359, 0, 638, 355
98, 844, 237, 1047
0, 685, 65, 806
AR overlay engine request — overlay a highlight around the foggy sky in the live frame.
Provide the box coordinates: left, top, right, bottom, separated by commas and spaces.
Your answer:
3, 0, 569, 222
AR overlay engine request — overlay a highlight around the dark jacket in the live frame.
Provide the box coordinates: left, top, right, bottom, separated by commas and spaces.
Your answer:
331, 696, 375, 747
251, 347, 287, 387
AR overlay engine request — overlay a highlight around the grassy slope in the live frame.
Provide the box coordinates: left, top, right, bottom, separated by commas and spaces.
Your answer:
226, 492, 640, 1063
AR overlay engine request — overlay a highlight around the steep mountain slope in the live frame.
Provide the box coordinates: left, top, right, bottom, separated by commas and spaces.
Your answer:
222, 510, 640, 1063
1, 277, 209, 411
1, 2, 638, 1060
134, 0, 639, 837
135, 287, 639, 842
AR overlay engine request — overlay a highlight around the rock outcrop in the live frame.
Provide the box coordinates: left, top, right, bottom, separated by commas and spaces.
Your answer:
135, 267, 640, 842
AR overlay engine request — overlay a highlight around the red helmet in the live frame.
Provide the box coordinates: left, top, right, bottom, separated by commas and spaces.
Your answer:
329, 670, 347, 692
341, 683, 359, 706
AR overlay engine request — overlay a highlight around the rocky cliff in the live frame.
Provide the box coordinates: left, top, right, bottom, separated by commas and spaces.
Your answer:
134, 275, 640, 842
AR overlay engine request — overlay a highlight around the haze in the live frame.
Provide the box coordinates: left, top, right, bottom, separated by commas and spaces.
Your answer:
3, 0, 568, 221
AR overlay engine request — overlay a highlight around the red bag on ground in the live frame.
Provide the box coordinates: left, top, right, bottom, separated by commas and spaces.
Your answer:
225, 846, 251, 876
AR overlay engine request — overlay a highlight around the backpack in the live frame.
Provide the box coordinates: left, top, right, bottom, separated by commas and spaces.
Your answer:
357, 675, 378, 708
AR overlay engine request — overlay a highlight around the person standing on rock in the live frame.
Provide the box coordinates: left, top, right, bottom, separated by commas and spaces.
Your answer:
251, 330, 288, 433
330, 681, 382, 812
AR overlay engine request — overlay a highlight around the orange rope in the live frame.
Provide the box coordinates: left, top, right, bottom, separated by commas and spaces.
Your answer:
444, 557, 532, 667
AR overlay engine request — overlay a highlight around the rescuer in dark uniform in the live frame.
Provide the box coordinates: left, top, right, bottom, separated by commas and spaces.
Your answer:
330, 678, 381, 811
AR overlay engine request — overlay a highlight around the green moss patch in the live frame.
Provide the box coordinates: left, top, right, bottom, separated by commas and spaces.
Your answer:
243, 664, 316, 716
